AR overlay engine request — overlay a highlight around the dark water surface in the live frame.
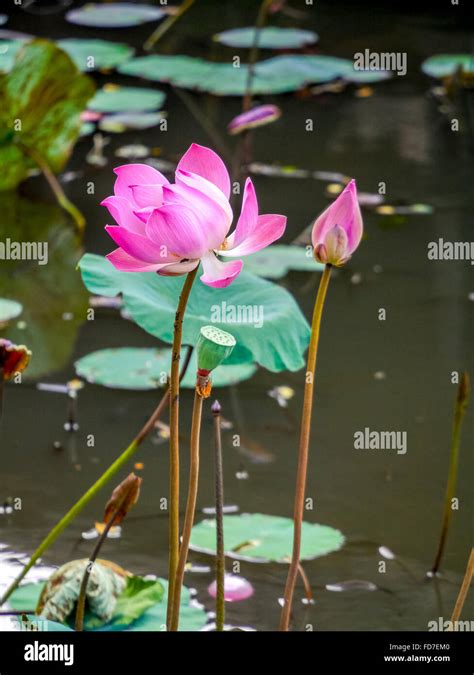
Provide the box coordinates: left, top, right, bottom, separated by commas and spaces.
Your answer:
0, 1, 472, 630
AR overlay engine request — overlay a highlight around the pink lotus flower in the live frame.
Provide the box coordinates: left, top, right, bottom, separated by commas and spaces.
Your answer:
227, 104, 281, 135
311, 179, 363, 266
103, 144, 287, 288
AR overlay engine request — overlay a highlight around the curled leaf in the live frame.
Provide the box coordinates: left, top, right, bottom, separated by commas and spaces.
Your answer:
36, 559, 128, 624
103, 473, 142, 526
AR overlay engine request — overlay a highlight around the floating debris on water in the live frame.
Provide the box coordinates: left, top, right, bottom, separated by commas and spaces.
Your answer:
115, 144, 151, 159
202, 504, 239, 515
378, 545, 396, 560
268, 385, 295, 408
373, 371, 386, 381
326, 580, 378, 592
86, 133, 110, 167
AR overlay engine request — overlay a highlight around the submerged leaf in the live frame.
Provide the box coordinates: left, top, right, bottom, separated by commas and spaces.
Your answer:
0, 196, 88, 379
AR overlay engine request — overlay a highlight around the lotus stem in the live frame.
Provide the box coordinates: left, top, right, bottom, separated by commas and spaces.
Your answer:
0, 347, 194, 607
431, 372, 470, 575
166, 268, 199, 629
75, 484, 134, 631
212, 400, 226, 631
279, 264, 332, 631
297, 562, 314, 604
169, 387, 204, 631
21, 145, 85, 235
243, 0, 273, 112
448, 547, 474, 627
143, 0, 196, 52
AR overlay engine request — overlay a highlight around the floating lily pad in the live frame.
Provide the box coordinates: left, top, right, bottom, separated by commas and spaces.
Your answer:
9, 577, 206, 631
238, 245, 324, 279
75, 347, 257, 389
79, 254, 310, 373
0, 298, 23, 325
421, 54, 474, 79
190, 513, 345, 563
118, 53, 385, 95
57, 38, 135, 71
214, 27, 318, 49
89, 85, 166, 113
99, 112, 165, 132
66, 3, 168, 28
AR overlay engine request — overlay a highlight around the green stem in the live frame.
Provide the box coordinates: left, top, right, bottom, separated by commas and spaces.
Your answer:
75, 486, 133, 631
431, 372, 470, 575
279, 264, 332, 631
22, 145, 85, 234
0, 347, 194, 608
242, 0, 273, 112
212, 400, 225, 631
143, 0, 196, 52
169, 388, 203, 631
297, 562, 313, 604
166, 268, 198, 629
449, 547, 474, 626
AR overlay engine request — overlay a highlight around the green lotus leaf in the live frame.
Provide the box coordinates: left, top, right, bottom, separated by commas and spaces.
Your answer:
118, 53, 382, 95
0, 298, 23, 325
57, 38, 135, 71
0, 39, 95, 190
0, 39, 24, 73
98, 111, 165, 132
190, 513, 345, 563
9, 577, 206, 632
66, 3, 168, 28
89, 86, 166, 113
236, 245, 324, 279
78, 254, 310, 372
421, 54, 474, 79
75, 347, 257, 389
214, 27, 318, 49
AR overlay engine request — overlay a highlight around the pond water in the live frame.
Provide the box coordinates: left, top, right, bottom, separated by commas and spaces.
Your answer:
0, 0, 472, 631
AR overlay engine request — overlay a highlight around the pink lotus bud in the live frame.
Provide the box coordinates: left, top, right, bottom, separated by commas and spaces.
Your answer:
227, 105, 281, 135
311, 179, 363, 266
208, 574, 254, 602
